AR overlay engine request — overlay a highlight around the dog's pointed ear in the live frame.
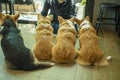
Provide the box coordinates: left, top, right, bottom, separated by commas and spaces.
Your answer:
74, 18, 81, 25
74, 18, 84, 25
37, 14, 42, 20
70, 17, 75, 23
58, 16, 65, 23
37, 14, 45, 20
0, 13, 6, 25
85, 16, 90, 21
47, 15, 53, 21
0, 13, 4, 18
13, 14, 20, 21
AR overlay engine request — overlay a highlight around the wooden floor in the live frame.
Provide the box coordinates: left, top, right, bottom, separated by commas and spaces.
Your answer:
0, 24, 120, 80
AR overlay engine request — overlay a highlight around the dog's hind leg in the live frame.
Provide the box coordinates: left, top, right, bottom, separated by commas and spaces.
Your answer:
5, 60, 19, 70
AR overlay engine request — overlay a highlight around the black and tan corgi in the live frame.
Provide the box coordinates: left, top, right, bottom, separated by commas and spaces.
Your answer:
0, 13, 54, 71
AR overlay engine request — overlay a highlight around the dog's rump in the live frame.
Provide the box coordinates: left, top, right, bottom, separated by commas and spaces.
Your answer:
1, 37, 33, 62
1, 36, 54, 70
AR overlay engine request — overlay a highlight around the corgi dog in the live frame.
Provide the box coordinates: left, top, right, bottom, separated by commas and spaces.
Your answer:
51, 16, 78, 63
75, 16, 111, 66
33, 14, 54, 60
0, 13, 54, 71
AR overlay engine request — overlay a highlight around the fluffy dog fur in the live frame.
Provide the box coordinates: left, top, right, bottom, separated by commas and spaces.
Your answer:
0, 13, 54, 70
75, 16, 111, 66
33, 14, 53, 60
51, 16, 78, 63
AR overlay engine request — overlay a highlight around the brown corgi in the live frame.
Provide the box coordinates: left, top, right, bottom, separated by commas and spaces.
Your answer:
33, 14, 54, 61
51, 16, 78, 64
75, 16, 111, 66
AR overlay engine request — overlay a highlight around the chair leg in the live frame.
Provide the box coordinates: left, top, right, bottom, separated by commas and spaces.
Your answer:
115, 8, 119, 31
0, 3, 2, 12
8, 3, 12, 14
95, 6, 104, 35
118, 23, 120, 37
11, 3, 15, 14
5, 3, 8, 14
0, 1, 14, 15
95, 22, 101, 35
32, 2, 36, 12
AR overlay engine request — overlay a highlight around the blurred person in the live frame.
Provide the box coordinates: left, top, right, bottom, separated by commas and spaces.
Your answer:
41, 0, 77, 34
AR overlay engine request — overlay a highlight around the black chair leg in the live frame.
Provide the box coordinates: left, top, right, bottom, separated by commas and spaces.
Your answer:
118, 24, 120, 37
9, 3, 14, 14
0, 1, 14, 15
32, 2, 36, 12
5, 3, 8, 14
95, 22, 101, 35
0, 3, 2, 12
8, 3, 12, 14
95, 6, 104, 35
115, 8, 119, 31
12, 3, 15, 14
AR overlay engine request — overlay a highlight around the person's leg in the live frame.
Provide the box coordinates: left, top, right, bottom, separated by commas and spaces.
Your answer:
52, 22, 59, 34
74, 23, 78, 33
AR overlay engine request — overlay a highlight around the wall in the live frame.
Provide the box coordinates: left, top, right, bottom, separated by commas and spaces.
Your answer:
93, 0, 120, 25
76, 0, 82, 2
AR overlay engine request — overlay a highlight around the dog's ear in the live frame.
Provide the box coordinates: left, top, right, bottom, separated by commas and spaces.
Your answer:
47, 15, 53, 21
0, 13, 5, 18
85, 16, 90, 21
37, 14, 41, 20
69, 17, 75, 23
0, 13, 4, 18
13, 14, 20, 21
74, 18, 81, 25
58, 16, 65, 23
37, 14, 45, 20
0, 13, 5, 25
74, 18, 84, 25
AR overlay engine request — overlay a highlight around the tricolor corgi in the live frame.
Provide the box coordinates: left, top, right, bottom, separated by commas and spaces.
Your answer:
0, 13, 54, 71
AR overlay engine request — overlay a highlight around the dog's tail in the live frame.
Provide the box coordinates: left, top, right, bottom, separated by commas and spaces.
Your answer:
22, 62, 55, 71
106, 56, 112, 62
98, 56, 112, 66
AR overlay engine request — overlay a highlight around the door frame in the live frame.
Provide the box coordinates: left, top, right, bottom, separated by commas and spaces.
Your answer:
85, 0, 95, 23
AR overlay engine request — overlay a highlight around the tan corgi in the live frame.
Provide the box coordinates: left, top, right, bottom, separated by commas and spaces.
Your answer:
75, 16, 111, 66
33, 14, 54, 61
51, 16, 78, 63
